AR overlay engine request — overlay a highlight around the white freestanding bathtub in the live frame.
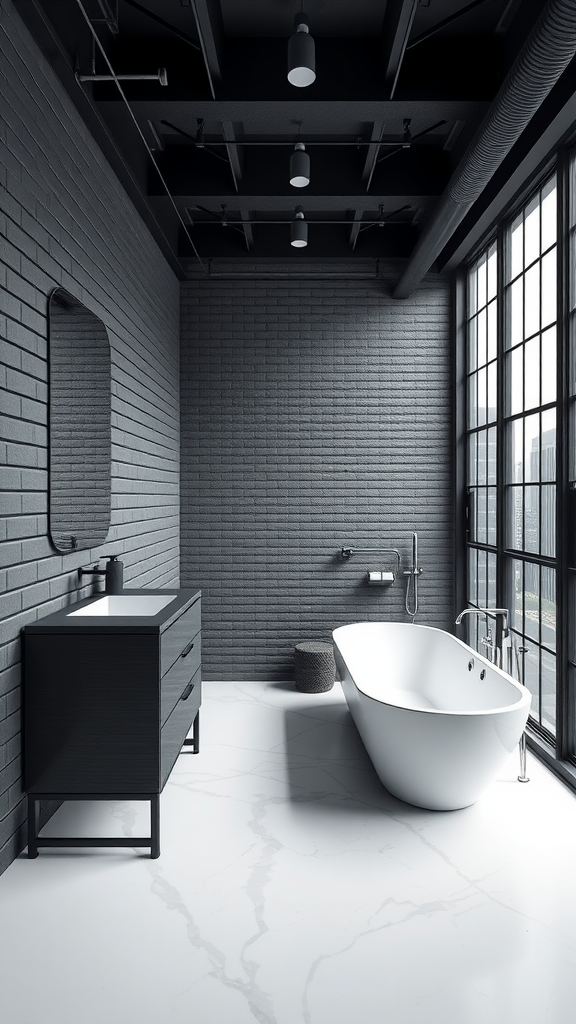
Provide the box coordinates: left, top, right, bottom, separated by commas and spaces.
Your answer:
332, 622, 531, 811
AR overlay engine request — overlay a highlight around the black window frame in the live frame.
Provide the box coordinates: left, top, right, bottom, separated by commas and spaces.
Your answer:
457, 144, 576, 791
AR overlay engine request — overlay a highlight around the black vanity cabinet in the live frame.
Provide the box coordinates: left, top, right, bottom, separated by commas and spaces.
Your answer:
23, 589, 201, 858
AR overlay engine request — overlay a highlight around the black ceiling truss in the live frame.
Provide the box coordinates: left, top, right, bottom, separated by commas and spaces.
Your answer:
17, 0, 556, 267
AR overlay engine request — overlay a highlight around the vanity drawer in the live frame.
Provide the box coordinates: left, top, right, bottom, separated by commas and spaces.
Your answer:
160, 669, 201, 789
160, 599, 201, 677
160, 635, 201, 724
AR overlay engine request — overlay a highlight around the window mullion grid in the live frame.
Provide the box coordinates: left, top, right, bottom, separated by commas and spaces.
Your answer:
557, 148, 571, 759
496, 223, 506, 621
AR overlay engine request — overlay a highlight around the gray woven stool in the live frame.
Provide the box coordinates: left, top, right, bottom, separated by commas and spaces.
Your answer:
294, 641, 335, 693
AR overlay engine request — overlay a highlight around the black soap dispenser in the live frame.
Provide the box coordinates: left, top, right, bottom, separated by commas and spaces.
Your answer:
102, 554, 124, 594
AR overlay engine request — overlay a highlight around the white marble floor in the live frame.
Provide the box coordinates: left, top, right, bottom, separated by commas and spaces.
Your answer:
1, 680, 576, 1024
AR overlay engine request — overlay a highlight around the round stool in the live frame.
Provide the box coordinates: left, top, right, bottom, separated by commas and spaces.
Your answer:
294, 641, 335, 693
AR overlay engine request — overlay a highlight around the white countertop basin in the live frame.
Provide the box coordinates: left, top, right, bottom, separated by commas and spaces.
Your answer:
67, 595, 178, 617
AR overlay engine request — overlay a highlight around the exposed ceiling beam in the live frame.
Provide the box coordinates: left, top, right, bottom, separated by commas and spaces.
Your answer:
406, 0, 489, 51
190, 0, 224, 99
239, 210, 254, 250
349, 210, 364, 251
149, 146, 449, 198
221, 120, 242, 191
381, 0, 419, 98
362, 121, 385, 189
121, 0, 201, 51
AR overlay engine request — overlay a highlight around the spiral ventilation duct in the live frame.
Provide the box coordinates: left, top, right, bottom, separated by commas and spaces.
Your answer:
393, 0, 576, 299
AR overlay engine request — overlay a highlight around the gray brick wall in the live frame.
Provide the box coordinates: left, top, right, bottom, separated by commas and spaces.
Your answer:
0, 1, 180, 873
181, 259, 454, 680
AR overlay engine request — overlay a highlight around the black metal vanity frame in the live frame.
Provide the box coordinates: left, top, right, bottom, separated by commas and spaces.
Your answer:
26, 713, 200, 859
23, 589, 201, 860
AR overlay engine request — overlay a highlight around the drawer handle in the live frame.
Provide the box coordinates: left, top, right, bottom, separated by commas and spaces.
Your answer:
181, 682, 194, 701
181, 640, 195, 658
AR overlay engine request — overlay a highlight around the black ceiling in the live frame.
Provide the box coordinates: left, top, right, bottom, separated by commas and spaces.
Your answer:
19, 0, 555, 275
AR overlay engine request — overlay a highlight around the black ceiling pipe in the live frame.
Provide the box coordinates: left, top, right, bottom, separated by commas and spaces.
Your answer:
393, 0, 576, 299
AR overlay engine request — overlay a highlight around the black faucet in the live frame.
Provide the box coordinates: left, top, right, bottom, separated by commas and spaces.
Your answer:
79, 554, 124, 594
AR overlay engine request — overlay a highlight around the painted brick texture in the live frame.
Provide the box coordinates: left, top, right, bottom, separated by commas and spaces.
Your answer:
0, 1, 180, 873
181, 260, 454, 680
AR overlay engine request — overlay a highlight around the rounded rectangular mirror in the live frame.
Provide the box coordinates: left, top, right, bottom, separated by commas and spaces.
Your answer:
49, 287, 111, 553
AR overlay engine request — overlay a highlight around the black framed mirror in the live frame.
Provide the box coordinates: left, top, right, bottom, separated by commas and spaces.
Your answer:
48, 287, 111, 553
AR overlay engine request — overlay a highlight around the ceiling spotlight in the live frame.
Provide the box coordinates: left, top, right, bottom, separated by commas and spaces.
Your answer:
291, 206, 308, 247
287, 12, 316, 87
289, 143, 310, 187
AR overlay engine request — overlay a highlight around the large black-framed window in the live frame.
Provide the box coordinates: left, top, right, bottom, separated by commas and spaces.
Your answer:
463, 154, 576, 768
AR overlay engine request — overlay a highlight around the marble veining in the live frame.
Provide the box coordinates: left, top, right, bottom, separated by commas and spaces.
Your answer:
1, 680, 575, 1024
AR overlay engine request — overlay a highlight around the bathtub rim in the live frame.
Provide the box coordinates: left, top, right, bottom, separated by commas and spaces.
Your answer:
332, 621, 532, 717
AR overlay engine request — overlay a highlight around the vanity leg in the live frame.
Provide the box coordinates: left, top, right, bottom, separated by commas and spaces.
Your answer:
150, 796, 160, 859
27, 796, 39, 858
182, 709, 200, 753
192, 709, 200, 753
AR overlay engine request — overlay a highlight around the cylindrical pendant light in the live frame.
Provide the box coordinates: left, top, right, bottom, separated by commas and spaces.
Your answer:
287, 13, 316, 87
291, 206, 308, 247
289, 142, 310, 187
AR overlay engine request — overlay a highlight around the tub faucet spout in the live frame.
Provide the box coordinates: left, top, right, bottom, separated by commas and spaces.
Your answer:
455, 607, 511, 671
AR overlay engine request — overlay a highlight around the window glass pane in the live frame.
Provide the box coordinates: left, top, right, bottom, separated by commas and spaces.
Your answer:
487, 299, 497, 361
468, 267, 477, 316
510, 213, 523, 280
468, 373, 477, 428
487, 488, 497, 547
541, 565, 556, 652
541, 326, 556, 404
506, 485, 523, 548
541, 485, 556, 557
507, 419, 523, 482
487, 361, 497, 422
477, 256, 487, 309
524, 194, 540, 267
541, 649, 556, 735
524, 335, 540, 410
509, 278, 523, 347
525, 485, 539, 554
508, 346, 523, 415
487, 246, 497, 300
477, 366, 487, 426
468, 315, 477, 373
478, 548, 488, 607
541, 248, 557, 328
477, 307, 487, 367
467, 433, 477, 485
524, 262, 540, 338
487, 426, 497, 484
487, 552, 497, 606
524, 562, 540, 641
525, 413, 540, 481
477, 429, 487, 485
467, 546, 477, 604
477, 488, 487, 544
523, 638, 541, 724
510, 558, 524, 635
541, 408, 556, 481
541, 176, 557, 251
